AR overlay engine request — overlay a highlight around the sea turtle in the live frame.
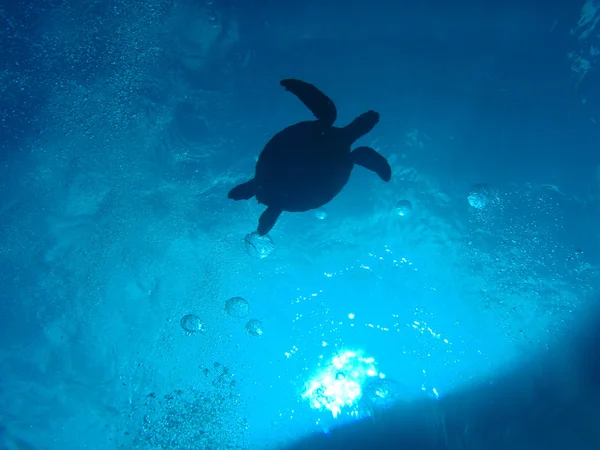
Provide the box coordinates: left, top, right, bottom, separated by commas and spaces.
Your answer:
228, 78, 392, 235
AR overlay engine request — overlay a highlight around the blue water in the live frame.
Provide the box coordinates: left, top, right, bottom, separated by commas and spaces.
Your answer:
1, 0, 600, 448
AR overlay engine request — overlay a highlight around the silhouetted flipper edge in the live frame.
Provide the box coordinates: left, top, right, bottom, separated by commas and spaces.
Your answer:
257, 207, 282, 235
352, 146, 392, 182
280, 79, 337, 126
228, 179, 256, 200
343, 110, 380, 144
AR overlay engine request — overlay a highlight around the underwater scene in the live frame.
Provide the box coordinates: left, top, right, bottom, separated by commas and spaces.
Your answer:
1, 0, 600, 448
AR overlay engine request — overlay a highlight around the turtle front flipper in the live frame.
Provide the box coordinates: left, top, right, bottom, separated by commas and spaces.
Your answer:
343, 111, 380, 144
257, 207, 282, 235
228, 179, 256, 200
352, 146, 392, 182
280, 79, 337, 126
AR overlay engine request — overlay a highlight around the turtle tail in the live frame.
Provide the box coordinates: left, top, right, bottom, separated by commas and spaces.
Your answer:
342, 110, 380, 144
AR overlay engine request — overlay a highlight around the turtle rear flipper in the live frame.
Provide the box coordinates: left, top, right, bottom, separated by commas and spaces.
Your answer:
280, 79, 337, 126
228, 179, 256, 200
352, 146, 392, 182
258, 207, 282, 235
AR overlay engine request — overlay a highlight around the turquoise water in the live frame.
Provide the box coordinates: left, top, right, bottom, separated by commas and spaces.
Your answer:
1, 0, 600, 448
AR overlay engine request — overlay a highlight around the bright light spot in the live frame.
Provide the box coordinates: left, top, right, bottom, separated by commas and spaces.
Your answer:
348, 313, 355, 319
322, 341, 327, 347
284, 346, 299, 358
302, 350, 380, 418
411, 320, 450, 344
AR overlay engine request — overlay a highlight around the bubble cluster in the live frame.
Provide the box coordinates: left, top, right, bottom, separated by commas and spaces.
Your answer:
394, 200, 412, 217
132, 387, 247, 449
245, 319, 263, 336
465, 185, 595, 346
315, 207, 328, 220
468, 183, 494, 209
225, 297, 250, 319
180, 314, 204, 333
244, 232, 274, 259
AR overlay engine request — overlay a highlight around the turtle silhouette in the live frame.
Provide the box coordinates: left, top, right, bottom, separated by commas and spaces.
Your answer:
228, 78, 392, 235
